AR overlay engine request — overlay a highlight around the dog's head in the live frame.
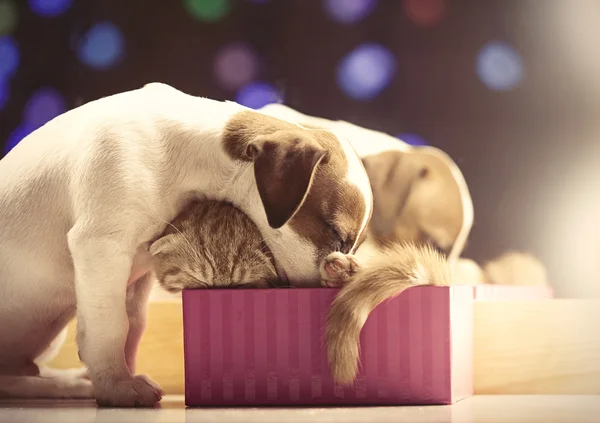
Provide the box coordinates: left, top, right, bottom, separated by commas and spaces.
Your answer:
222, 111, 373, 285
361, 147, 472, 263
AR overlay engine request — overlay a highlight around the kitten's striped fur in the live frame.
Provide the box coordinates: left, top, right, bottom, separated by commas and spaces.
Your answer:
149, 200, 279, 292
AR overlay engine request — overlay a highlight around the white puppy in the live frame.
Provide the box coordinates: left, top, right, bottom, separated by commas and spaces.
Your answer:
0, 83, 372, 406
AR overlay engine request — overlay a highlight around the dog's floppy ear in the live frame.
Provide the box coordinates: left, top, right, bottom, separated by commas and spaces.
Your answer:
362, 151, 422, 238
247, 132, 327, 229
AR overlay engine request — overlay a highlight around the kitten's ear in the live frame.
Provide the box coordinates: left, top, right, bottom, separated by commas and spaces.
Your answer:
247, 131, 327, 229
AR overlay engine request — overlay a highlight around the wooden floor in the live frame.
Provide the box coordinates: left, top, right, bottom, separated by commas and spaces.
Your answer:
0, 395, 597, 422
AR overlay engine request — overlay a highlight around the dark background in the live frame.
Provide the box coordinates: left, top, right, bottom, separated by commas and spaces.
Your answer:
1, 0, 599, 298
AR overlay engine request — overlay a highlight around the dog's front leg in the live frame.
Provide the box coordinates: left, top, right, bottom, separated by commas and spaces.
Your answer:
124, 273, 154, 375
68, 232, 163, 407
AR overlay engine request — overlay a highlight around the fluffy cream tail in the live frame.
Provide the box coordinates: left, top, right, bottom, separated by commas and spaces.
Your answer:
326, 242, 451, 385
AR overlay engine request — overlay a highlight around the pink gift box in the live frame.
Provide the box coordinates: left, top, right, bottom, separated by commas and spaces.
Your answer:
182, 286, 475, 406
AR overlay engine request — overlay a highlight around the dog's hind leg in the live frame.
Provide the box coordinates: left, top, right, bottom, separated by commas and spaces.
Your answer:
0, 375, 94, 399
0, 328, 93, 399
35, 327, 89, 381
38, 366, 89, 380
34, 327, 69, 365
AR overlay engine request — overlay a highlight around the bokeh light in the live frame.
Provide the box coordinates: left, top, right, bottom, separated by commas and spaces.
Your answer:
403, 0, 447, 27
324, 0, 378, 24
213, 42, 259, 91
476, 41, 524, 91
0, 35, 19, 80
0, 81, 8, 111
235, 81, 281, 109
24, 87, 67, 129
0, 0, 18, 35
77, 22, 125, 70
184, 0, 231, 22
337, 43, 396, 100
4, 123, 35, 155
397, 133, 428, 146
28, 0, 72, 17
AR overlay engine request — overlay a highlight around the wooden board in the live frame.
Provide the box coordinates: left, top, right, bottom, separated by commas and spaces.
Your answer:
473, 299, 600, 394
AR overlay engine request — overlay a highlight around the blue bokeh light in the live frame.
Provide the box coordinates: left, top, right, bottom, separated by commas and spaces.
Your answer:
337, 43, 396, 100
77, 21, 125, 70
235, 82, 281, 109
397, 133, 428, 146
324, 0, 378, 23
0, 36, 19, 80
476, 41, 524, 91
0, 81, 8, 111
24, 87, 67, 129
28, 0, 72, 17
4, 123, 36, 155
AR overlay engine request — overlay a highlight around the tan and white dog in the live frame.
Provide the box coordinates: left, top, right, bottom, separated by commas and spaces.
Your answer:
259, 104, 473, 267
0, 83, 373, 406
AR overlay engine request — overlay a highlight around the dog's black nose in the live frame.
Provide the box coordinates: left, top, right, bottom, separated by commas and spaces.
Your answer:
340, 241, 353, 255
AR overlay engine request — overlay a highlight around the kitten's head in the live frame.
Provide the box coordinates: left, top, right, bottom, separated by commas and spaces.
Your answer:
149, 200, 279, 292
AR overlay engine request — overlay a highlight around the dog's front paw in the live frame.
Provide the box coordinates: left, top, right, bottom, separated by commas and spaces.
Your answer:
320, 252, 361, 287
95, 374, 164, 407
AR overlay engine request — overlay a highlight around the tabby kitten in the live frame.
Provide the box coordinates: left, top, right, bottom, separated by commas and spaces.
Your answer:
149, 200, 279, 292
